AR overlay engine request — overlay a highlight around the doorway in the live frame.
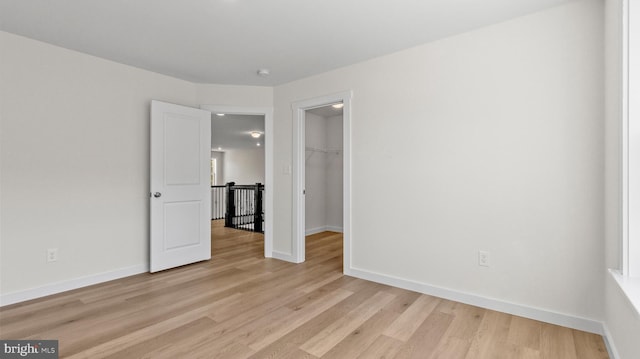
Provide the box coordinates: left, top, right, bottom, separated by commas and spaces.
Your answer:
305, 105, 343, 235
201, 105, 274, 258
211, 113, 265, 249
292, 91, 352, 273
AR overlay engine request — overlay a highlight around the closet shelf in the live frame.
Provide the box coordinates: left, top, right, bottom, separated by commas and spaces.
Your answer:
305, 146, 342, 155
305, 146, 342, 163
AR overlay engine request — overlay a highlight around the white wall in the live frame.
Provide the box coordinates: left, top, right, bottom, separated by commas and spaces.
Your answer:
326, 115, 343, 230
604, 0, 640, 357
0, 30, 194, 297
305, 112, 328, 233
0, 31, 272, 300
222, 148, 265, 185
274, 0, 604, 324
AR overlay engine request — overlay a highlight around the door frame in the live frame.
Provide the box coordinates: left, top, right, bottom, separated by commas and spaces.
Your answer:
292, 91, 352, 272
200, 104, 274, 258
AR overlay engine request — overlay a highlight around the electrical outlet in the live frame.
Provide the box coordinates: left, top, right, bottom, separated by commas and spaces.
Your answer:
47, 248, 58, 262
478, 250, 490, 267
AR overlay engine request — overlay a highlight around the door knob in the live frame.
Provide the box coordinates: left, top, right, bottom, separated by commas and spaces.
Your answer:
153, 192, 162, 198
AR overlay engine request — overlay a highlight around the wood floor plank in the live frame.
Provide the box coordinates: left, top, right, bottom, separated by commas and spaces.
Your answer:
248, 281, 388, 358
434, 298, 457, 314
300, 291, 396, 357
429, 336, 472, 359
572, 330, 609, 359
540, 323, 578, 359
382, 289, 421, 315
320, 308, 399, 359
383, 294, 440, 341
507, 316, 542, 351
191, 306, 295, 358
248, 343, 319, 359
356, 334, 405, 359
465, 309, 512, 359
100, 317, 220, 359
424, 303, 484, 358
488, 343, 542, 359
66, 293, 243, 359
298, 272, 344, 294
393, 310, 455, 359
446, 303, 486, 341
246, 288, 353, 351
0, 225, 609, 359
187, 342, 255, 359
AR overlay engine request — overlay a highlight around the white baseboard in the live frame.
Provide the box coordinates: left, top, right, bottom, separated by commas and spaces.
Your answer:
271, 250, 299, 263
305, 227, 327, 235
347, 266, 604, 335
306, 226, 344, 235
602, 323, 620, 359
0, 264, 148, 307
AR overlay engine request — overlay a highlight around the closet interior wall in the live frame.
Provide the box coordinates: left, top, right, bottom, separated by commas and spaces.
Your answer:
305, 112, 343, 234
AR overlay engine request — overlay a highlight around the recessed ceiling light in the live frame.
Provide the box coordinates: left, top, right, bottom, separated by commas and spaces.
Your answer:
218, 147, 222, 151
216, 113, 225, 117
257, 143, 261, 146
250, 131, 262, 138
332, 103, 344, 109
257, 69, 270, 76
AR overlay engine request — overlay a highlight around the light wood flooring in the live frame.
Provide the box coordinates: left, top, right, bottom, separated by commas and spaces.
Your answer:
0, 221, 608, 358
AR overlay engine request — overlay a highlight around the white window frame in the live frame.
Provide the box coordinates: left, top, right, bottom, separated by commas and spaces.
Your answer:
623, 0, 640, 278
615, 0, 640, 318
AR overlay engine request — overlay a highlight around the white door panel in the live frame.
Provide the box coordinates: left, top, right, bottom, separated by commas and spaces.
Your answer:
150, 100, 211, 273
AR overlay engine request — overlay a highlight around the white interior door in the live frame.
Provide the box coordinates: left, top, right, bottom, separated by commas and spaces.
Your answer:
150, 100, 211, 272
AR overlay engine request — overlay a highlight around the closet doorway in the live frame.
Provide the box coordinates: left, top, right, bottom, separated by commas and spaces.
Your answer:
305, 105, 343, 235
292, 91, 352, 271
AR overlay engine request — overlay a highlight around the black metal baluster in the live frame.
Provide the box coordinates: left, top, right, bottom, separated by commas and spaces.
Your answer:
225, 182, 235, 228
254, 183, 263, 233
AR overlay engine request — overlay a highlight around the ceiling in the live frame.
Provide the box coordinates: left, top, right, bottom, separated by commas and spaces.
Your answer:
0, 0, 577, 86
307, 104, 344, 118
211, 114, 265, 151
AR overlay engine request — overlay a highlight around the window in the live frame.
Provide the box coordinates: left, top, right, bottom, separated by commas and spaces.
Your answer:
211, 158, 217, 186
